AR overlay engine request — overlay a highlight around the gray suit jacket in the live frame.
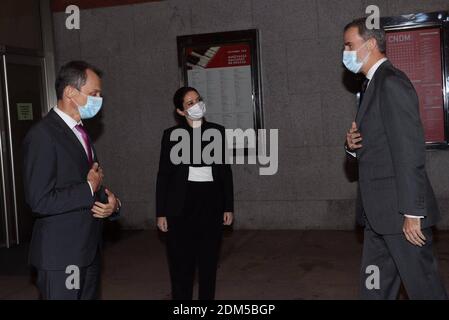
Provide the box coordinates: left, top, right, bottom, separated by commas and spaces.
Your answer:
353, 60, 440, 235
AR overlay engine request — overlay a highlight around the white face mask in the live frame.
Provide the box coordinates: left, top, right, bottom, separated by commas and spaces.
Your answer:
73, 90, 103, 119
342, 41, 371, 74
186, 101, 206, 120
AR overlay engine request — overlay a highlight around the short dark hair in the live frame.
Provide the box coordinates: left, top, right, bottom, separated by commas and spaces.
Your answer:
344, 18, 386, 54
55, 60, 103, 100
173, 86, 200, 111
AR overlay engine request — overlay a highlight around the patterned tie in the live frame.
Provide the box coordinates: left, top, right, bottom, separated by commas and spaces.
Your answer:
75, 124, 93, 166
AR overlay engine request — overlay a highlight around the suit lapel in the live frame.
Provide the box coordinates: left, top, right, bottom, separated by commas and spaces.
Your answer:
355, 60, 391, 128
355, 79, 375, 128
47, 109, 92, 166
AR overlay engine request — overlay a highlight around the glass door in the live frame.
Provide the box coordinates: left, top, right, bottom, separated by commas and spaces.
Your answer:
0, 53, 48, 247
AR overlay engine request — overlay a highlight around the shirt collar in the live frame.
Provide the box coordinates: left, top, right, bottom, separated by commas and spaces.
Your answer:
54, 106, 83, 129
366, 57, 388, 82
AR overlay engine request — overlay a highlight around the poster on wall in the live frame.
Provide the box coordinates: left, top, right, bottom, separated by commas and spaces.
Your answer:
177, 30, 263, 150
186, 44, 253, 132
386, 27, 445, 143
382, 11, 449, 148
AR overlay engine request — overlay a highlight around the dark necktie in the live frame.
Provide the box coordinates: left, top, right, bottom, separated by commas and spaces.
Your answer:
359, 78, 370, 107
75, 124, 93, 166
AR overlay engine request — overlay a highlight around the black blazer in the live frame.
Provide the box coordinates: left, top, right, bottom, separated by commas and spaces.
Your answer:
156, 121, 234, 217
353, 60, 440, 235
22, 109, 112, 270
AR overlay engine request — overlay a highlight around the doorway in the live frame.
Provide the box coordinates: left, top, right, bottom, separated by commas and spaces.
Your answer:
0, 52, 48, 248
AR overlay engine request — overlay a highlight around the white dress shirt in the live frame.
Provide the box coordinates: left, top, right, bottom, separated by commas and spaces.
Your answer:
366, 57, 388, 88
53, 106, 94, 196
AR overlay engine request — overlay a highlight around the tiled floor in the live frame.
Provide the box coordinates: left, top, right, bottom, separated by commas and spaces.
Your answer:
1, 230, 448, 300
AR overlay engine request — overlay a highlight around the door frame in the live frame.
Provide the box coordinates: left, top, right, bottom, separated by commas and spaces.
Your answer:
0, 51, 49, 247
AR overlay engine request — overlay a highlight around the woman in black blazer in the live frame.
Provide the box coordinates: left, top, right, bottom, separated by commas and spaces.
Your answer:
156, 86, 234, 300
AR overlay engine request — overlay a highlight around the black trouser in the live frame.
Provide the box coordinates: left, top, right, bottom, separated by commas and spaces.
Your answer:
360, 218, 447, 300
166, 181, 223, 300
36, 248, 101, 300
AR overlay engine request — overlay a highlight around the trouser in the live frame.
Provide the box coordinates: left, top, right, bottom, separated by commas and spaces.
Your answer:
360, 218, 447, 300
36, 248, 101, 300
166, 181, 223, 300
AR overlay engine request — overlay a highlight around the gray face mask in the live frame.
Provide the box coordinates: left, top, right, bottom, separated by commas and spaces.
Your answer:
186, 101, 206, 120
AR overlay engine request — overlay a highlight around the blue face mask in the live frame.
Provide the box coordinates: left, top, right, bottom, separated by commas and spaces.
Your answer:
74, 90, 103, 119
342, 41, 370, 74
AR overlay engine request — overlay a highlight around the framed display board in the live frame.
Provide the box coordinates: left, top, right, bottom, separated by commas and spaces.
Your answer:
177, 29, 263, 150
382, 12, 449, 148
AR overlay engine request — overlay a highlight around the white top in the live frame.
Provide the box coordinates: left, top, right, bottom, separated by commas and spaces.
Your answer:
188, 166, 213, 182
53, 106, 94, 195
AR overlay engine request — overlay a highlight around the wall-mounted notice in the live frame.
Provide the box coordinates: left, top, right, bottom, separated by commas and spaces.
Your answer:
186, 44, 254, 131
386, 27, 445, 143
17, 103, 33, 121
177, 29, 263, 150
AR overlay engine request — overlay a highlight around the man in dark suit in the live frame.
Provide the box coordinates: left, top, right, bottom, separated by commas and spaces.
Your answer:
343, 18, 447, 299
22, 61, 121, 300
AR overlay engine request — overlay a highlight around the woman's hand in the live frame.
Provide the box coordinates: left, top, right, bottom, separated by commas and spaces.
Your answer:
157, 217, 168, 232
223, 212, 234, 226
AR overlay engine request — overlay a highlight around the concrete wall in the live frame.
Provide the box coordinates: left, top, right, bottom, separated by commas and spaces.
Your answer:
52, 0, 449, 230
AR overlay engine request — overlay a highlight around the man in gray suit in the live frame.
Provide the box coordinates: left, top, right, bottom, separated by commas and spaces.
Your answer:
343, 18, 447, 299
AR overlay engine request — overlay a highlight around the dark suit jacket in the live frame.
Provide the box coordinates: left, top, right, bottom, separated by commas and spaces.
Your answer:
156, 121, 234, 217
22, 109, 114, 270
353, 60, 440, 235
